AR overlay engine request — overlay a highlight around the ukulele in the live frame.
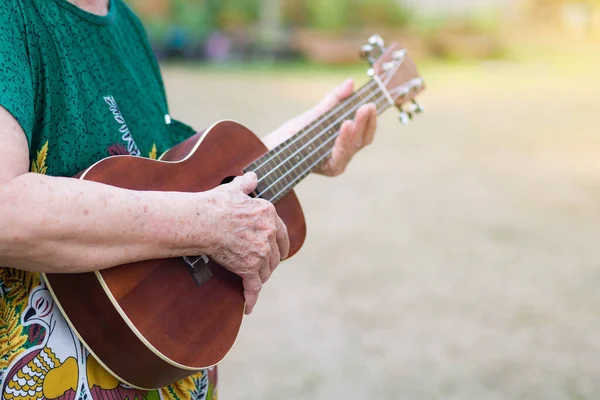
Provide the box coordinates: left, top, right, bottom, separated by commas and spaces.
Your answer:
43, 35, 426, 389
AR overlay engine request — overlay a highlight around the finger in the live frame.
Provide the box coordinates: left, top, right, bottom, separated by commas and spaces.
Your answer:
319, 120, 354, 176
363, 104, 378, 146
332, 120, 355, 166
275, 216, 290, 260
243, 274, 263, 315
317, 120, 355, 177
268, 233, 281, 273
228, 172, 258, 195
351, 105, 373, 150
259, 255, 272, 283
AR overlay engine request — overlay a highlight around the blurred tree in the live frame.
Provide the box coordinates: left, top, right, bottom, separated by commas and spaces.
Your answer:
282, 0, 307, 26
524, 0, 600, 37
348, 0, 412, 29
171, 0, 215, 38
131, 0, 215, 43
257, 0, 284, 50
305, 0, 350, 31
214, 0, 260, 30
301, 0, 411, 31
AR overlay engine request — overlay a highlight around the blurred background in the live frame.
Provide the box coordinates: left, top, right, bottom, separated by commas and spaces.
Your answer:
129, 1, 600, 399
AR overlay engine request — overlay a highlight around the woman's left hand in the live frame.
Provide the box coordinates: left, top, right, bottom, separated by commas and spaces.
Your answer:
264, 79, 378, 177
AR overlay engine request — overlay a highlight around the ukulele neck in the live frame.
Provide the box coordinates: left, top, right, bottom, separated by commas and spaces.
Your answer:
246, 80, 391, 203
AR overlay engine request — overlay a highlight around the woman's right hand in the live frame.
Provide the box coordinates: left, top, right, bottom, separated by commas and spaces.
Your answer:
199, 172, 290, 315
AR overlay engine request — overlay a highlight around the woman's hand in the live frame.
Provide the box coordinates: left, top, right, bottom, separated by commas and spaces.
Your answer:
200, 172, 290, 315
263, 79, 378, 177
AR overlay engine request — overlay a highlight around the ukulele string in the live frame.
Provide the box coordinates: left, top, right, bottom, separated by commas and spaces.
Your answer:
261, 93, 391, 202
255, 79, 388, 186
259, 92, 387, 198
266, 73, 422, 195
252, 69, 394, 176
251, 78, 381, 174
265, 94, 391, 202
265, 72, 422, 201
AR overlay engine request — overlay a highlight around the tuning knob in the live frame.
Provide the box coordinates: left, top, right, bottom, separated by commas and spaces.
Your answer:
382, 61, 397, 72
359, 44, 375, 65
393, 49, 407, 61
368, 34, 385, 50
398, 111, 412, 125
411, 78, 425, 91
408, 100, 424, 114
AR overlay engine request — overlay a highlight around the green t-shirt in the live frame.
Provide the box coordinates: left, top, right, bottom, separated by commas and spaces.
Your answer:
0, 1, 217, 399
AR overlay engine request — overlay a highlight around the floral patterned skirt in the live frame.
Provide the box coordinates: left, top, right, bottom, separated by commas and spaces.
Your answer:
0, 268, 218, 400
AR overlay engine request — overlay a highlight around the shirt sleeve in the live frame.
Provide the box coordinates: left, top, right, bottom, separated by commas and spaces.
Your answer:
0, 5, 35, 148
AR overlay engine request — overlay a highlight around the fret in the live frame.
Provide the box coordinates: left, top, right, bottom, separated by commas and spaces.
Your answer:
269, 179, 283, 198
313, 127, 325, 154
285, 136, 300, 157
257, 184, 277, 201
255, 170, 275, 197
273, 150, 284, 168
280, 160, 294, 188
323, 115, 335, 130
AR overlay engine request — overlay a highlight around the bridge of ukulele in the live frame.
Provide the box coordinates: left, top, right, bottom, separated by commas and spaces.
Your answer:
183, 255, 213, 287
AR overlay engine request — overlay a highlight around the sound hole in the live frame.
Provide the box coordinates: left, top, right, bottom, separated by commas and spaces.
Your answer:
221, 176, 235, 185
222, 174, 257, 198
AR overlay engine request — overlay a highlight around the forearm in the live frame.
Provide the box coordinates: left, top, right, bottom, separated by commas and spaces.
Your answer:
0, 173, 213, 273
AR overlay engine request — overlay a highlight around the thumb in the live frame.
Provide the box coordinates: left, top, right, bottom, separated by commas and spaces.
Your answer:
228, 172, 258, 195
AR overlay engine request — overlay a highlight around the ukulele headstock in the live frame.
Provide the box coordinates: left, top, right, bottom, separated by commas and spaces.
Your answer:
360, 34, 425, 125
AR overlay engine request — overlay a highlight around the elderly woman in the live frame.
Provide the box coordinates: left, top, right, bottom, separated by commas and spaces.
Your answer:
0, 0, 377, 399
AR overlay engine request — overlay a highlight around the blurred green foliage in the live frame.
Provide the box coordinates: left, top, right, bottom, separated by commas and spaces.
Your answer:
214, 0, 260, 29
412, 10, 504, 59
347, 0, 412, 30
304, 0, 349, 31
139, 0, 260, 41
134, 0, 412, 35
302, 0, 411, 31
131, 0, 534, 62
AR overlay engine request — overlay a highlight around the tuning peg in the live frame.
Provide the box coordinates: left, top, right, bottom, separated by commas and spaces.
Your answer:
408, 100, 424, 114
360, 44, 373, 59
382, 61, 397, 72
397, 87, 411, 100
360, 44, 375, 65
411, 78, 424, 91
398, 111, 412, 125
393, 49, 407, 61
368, 34, 385, 50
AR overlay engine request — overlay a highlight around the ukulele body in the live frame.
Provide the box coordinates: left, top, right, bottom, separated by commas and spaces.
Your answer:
43, 120, 307, 389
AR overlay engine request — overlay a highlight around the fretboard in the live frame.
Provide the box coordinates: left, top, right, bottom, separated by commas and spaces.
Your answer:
246, 79, 392, 203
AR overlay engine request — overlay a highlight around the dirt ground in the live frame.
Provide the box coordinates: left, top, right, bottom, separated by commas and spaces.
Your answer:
162, 58, 600, 400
